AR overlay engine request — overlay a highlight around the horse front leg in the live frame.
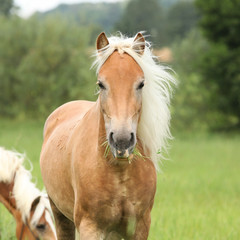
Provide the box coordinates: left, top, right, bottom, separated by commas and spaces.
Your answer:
133, 209, 152, 240
49, 197, 75, 240
78, 218, 105, 240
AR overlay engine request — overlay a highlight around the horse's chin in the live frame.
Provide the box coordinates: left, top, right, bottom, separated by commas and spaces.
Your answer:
110, 147, 135, 162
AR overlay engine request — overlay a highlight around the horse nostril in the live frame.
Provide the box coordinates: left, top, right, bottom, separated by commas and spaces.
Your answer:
110, 131, 135, 150
109, 132, 114, 146
130, 132, 134, 146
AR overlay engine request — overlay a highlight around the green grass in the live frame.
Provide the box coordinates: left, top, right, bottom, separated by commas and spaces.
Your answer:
149, 135, 240, 240
0, 119, 240, 239
0, 119, 45, 189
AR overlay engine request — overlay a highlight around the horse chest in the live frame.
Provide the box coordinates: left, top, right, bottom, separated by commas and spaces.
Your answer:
82, 166, 155, 225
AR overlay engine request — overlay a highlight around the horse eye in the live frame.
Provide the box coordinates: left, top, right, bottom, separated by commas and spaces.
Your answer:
97, 81, 106, 90
36, 224, 46, 231
137, 81, 145, 90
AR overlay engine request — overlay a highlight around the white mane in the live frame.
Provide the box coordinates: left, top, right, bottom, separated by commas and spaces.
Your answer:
92, 33, 176, 170
0, 147, 51, 224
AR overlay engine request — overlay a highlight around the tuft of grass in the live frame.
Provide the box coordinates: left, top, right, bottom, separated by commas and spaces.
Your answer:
131, 146, 148, 163
132, 147, 144, 158
101, 140, 111, 158
101, 140, 147, 163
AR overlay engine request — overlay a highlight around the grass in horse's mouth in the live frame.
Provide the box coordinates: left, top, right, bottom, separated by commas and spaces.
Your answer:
101, 140, 147, 164
102, 140, 111, 158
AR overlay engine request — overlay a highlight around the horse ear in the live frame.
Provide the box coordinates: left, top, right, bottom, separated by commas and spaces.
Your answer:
30, 196, 41, 212
96, 32, 109, 52
133, 32, 145, 55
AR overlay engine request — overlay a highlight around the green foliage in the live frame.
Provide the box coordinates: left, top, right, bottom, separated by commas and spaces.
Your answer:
115, 0, 163, 42
34, 0, 199, 47
171, 28, 239, 131
115, 0, 200, 47
164, 1, 200, 44
196, 0, 240, 49
0, 16, 36, 117
171, 29, 211, 131
0, 16, 97, 119
199, 43, 240, 129
195, 0, 240, 129
157, 0, 196, 10
37, 2, 123, 38
0, 0, 14, 16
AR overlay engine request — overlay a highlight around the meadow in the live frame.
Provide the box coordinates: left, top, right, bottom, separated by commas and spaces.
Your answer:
0, 119, 239, 239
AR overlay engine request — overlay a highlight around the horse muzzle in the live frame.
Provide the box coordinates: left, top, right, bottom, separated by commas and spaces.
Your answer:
109, 131, 135, 159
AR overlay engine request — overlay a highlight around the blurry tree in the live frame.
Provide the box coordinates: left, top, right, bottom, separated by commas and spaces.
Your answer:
165, 1, 200, 44
37, 2, 123, 43
0, 16, 96, 119
196, 0, 240, 48
115, 0, 200, 47
157, 0, 182, 10
171, 29, 212, 131
0, 16, 35, 117
17, 17, 96, 118
115, 0, 163, 44
196, 0, 240, 129
0, 0, 13, 16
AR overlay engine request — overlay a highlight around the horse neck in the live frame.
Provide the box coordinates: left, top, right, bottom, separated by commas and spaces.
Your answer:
77, 99, 118, 169
97, 101, 108, 145
0, 180, 22, 220
0, 180, 35, 240
81, 98, 106, 144
16, 218, 35, 240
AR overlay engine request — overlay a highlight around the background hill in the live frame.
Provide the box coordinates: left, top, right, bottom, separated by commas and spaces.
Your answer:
34, 0, 198, 47
36, 2, 123, 32
34, 0, 193, 30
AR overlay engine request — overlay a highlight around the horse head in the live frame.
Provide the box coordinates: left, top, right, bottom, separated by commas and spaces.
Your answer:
0, 147, 57, 240
96, 32, 146, 160
20, 195, 56, 240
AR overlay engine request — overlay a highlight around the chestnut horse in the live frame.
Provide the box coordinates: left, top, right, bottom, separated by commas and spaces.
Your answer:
0, 147, 57, 240
40, 32, 176, 239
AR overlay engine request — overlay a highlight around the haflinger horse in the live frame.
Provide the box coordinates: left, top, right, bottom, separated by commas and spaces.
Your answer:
0, 147, 57, 240
40, 32, 176, 240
